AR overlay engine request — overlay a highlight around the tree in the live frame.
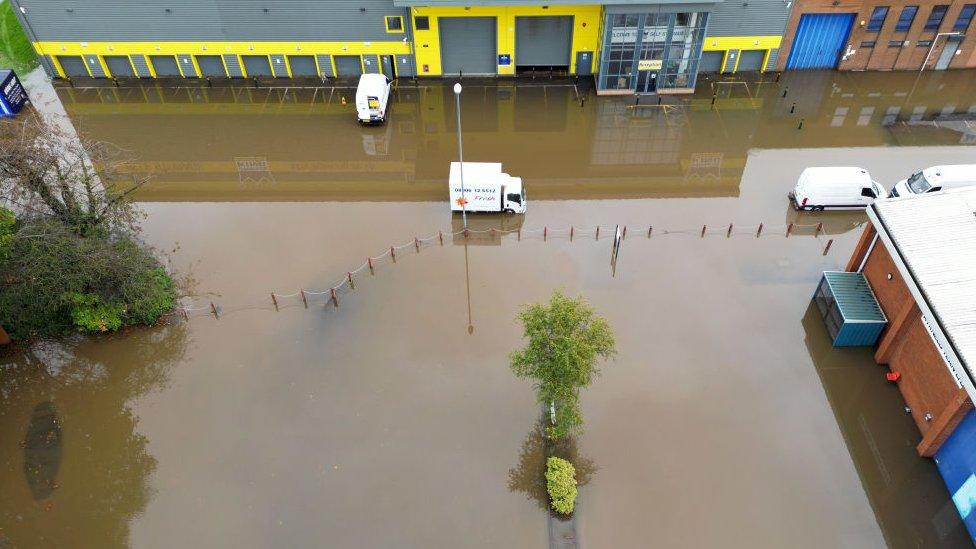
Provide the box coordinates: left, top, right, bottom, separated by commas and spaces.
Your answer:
510, 291, 616, 440
0, 111, 149, 237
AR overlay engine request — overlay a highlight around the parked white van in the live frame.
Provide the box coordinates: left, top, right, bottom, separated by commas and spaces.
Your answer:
789, 167, 884, 211
890, 164, 976, 197
355, 73, 392, 125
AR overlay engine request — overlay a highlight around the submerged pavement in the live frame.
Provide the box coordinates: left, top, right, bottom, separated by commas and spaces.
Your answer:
1, 70, 975, 547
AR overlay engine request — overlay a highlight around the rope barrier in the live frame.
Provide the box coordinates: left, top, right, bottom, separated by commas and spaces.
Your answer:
166, 221, 857, 324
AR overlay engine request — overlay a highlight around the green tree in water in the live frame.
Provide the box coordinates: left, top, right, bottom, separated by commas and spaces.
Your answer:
510, 291, 616, 440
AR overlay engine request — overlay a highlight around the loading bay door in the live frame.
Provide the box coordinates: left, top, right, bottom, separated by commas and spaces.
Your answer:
242, 55, 272, 77
196, 55, 227, 77
334, 55, 363, 78
515, 16, 573, 69
699, 51, 724, 73
785, 13, 855, 70
440, 17, 497, 75
737, 50, 765, 72
104, 56, 135, 77
150, 55, 182, 77
57, 56, 89, 77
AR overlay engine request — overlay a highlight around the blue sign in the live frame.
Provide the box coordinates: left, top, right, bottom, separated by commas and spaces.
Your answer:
497, 54, 511, 66
0, 70, 29, 118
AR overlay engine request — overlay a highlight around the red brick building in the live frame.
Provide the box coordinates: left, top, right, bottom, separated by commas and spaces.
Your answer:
846, 189, 976, 456
779, 0, 976, 70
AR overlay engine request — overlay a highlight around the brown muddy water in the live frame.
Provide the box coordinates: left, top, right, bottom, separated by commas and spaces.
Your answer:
2, 70, 976, 548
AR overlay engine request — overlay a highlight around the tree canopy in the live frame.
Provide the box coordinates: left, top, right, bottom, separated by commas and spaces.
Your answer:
510, 291, 616, 440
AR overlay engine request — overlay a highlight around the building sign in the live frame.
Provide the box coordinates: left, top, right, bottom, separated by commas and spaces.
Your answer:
637, 59, 663, 71
610, 26, 672, 44
498, 54, 511, 66
0, 70, 28, 118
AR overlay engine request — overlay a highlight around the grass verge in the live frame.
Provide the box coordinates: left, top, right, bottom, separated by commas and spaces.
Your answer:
0, 1, 39, 74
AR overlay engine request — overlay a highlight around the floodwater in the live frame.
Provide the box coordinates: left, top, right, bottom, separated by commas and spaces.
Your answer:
2, 70, 976, 548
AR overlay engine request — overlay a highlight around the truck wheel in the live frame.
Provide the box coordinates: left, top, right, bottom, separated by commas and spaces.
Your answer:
504, 208, 514, 214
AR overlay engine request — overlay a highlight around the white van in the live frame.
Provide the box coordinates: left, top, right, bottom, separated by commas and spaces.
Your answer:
355, 73, 392, 124
789, 167, 884, 211
890, 165, 976, 197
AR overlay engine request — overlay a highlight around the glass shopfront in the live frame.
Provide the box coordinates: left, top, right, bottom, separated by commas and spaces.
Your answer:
598, 11, 708, 93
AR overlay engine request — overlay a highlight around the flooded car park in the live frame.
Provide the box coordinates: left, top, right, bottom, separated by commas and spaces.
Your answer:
2, 70, 976, 547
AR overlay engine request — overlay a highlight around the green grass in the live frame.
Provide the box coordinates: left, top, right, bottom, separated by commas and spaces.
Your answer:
0, 0, 39, 74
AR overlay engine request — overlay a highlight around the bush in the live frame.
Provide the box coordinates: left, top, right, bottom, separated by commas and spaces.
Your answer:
0, 217, 177, 339
545, 456, 578, 515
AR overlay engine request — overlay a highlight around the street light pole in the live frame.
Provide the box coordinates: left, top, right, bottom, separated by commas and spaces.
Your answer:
453, 82, 467, 229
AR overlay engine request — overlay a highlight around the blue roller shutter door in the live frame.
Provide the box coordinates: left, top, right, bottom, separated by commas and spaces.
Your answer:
786, 14, 856, 70
935, 410, 976, 542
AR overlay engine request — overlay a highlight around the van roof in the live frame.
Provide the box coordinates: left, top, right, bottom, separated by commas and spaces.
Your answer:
450, 162, 503, 185
922, 164, 976, 183
358, 73, 387, 86
798, 167, 873, 189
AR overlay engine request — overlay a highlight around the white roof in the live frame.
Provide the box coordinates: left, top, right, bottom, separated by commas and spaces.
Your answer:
449, 162, 502, 185
870, 188, 976, 398
800, 166, 872, 184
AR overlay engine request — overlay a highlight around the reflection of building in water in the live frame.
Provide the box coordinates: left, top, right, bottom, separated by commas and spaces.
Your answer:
52, 71, 976, 201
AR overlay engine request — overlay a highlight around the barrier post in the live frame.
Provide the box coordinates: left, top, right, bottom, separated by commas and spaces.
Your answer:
622, 226, 627, 239
439, 231, 443, 245
727, 223, 733, 238
815, 222, 823, 236
271, 292, 279, 311
517, 228, 521, 241
415, 237, 420, 253
391, 246, 396, 262
757, 222, 764, 238
596, 226, 600, 240
648, 226, 653, 238
331, 287, 338, 308
300, 289, 308, 308
544, 227, 548, 241
701, 225, 707, 238
210, 302, 219, 319
347, 272, 355, 290
368, 257, 374, 275
570, 226, 574, 241
823, 239, 834, 256
786, 223, 794, 237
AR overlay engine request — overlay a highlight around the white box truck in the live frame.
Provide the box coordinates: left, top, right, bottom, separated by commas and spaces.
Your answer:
449, 162, 526, 214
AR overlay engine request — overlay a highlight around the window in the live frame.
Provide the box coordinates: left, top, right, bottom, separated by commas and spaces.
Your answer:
924, 5, 948, 31
917, 39, 933, 46
860, 40, 877, 47
867, 6, 889, 31
895, 5, 918, 31
861, 187, 877, 198
385, 16, 403, 33
953, 4, 976, 30
414, 15, 429, 30
888, 39, 905, 47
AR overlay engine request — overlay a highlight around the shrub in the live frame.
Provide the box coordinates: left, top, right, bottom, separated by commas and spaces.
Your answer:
0, 218, 177, 339
545, 456, 578, 515
64, 292, 125, 333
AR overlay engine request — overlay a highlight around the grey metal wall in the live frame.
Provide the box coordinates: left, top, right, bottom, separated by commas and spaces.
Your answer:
439, 17, 497, 75
707, 0, 790, 37
514, 16, 573, 67
12, 0, 408, 42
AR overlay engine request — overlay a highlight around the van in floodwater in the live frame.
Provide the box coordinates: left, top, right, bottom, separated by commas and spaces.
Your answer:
355, 74, 392, 125
789, 167, 884, 211
890, 164, 976, 197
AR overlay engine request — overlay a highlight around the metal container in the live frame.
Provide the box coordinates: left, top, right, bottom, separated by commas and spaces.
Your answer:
813, 271, 888, 347
0, 69, 29, 117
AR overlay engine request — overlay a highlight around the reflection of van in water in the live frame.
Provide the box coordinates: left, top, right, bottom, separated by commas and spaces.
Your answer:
789, 167, 884, 211
890, 165, 976, 197
355, 74, 392, 125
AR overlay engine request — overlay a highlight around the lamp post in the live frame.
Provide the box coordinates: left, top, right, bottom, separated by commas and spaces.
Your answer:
453, 82, 467, 228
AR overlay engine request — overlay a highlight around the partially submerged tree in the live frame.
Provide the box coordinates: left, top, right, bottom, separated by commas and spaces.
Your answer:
0, 115, 174, 339
510, 291, 616, 440
0, 111, 149, 237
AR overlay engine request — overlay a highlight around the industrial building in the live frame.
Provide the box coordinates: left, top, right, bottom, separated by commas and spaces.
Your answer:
9, 0, 789, 95
845, 189, 976, 541
779, 0, 976, 70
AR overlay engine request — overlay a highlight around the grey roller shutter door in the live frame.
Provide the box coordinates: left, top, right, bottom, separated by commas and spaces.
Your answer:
196, 55, 227, 77
515, 16, 572, 67
270, 55, 288, 77
334, 55, 363, 77
104, 56, 135, 77
130, 55, 151, 77
440, 17, 496, 75
242, 55, 273, 77
289, 56, 318, 77
57, 55, 89, 77
737, 50, 765, 72
150, 56, 181, 77
699, 51, 723, 73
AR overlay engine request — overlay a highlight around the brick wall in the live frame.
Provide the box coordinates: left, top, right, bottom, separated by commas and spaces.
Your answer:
777, 0, 976, 70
